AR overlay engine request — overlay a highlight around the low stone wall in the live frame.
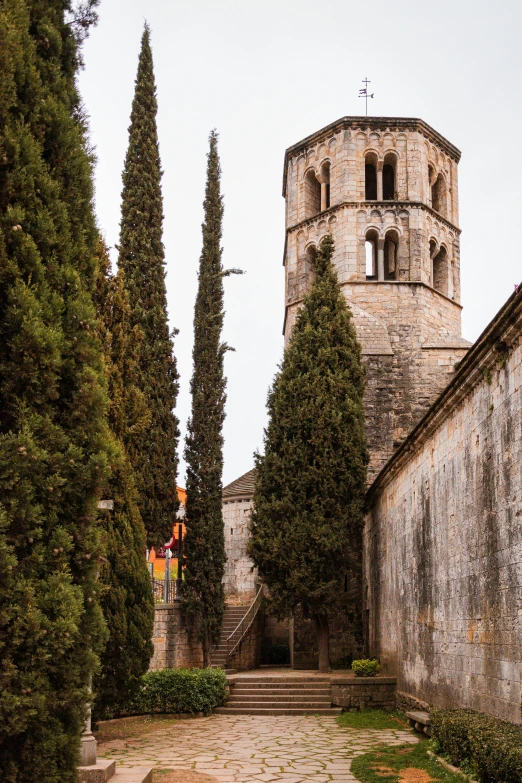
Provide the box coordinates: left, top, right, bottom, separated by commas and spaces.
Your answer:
331, 676, 397, 711
150, 602, 203, 670
396, 691, 430, 713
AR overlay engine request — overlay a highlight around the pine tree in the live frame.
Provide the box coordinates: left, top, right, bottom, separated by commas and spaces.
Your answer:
183, 131, 237, 666
0, 2, 109, 780
118, 24, 179, 548
93, 242, 154, 719
248, 236, 369, 672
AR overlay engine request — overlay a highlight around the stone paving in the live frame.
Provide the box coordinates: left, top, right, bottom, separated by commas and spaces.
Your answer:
99, 714, 418, 782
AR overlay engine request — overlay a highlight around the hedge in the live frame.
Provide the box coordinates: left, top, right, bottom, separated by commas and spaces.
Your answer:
431, 708, 522, 783
131, 668, 227, 716
351, 658, 380, 677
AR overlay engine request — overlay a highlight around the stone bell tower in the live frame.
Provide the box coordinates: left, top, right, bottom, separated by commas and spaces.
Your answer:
282, 116, 471, 479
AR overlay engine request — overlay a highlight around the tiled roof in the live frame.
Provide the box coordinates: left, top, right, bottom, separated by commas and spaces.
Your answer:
222, 468, 256, 500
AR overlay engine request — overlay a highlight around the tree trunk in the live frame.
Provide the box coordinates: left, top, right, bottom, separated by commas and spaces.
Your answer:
313, 612, 330, 672
202, 624, 211, 668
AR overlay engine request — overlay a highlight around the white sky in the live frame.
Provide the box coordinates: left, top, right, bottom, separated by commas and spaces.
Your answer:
79, 0, 522, 486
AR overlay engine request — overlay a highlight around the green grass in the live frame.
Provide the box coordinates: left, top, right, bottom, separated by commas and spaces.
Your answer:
351, 739, 466, 783
337, 709, 411, 730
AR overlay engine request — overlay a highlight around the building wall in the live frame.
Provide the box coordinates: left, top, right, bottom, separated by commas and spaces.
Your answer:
223, 498, 257, 603
364, 290, 522, 723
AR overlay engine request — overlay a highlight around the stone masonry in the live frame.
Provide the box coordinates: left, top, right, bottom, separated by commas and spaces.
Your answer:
364, 287, 522, 724
282, 116, 471, 479
222, 469, 258, 604
150, 603, 203, 670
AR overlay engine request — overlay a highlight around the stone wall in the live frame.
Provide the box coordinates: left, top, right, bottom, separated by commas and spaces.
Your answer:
331, 676, 397, 711
228, 610, 263, 672
150, 603, 203, 670
364, 288, 522, 724
223, 497, 257, 603
286, 281, 470, 481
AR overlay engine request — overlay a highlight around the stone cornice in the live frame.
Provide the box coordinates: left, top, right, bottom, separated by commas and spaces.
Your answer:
284, 200, 461, 242
283, 116, 461, 194
366, 286, 522, 502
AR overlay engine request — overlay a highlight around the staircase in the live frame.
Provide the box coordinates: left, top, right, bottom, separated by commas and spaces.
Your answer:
216, 675, 342, 715
79, 759, 152, 783
211, 604, 251, 670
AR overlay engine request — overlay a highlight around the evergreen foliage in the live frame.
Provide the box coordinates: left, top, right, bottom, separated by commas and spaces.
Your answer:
0, 1, 109, 780
183, 131, 237, 665
93, 242, 154, 719
248, 236, 368, 671
118, 24, 179, 548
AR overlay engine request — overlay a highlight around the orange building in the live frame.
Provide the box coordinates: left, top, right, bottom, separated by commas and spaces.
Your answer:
147, 487, 186, 578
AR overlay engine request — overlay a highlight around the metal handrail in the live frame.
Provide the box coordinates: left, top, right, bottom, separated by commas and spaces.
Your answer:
227, 584, 264, 660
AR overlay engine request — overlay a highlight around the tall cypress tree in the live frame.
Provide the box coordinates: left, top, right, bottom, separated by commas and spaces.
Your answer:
248, 236, 369, 672
0, 2, 109, 780
118, 24, 179, 548
183, 131, 237, 666
93, 242, 154, 719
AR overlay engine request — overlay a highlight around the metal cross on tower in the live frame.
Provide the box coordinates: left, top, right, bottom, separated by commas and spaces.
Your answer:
359, 78, 374, 116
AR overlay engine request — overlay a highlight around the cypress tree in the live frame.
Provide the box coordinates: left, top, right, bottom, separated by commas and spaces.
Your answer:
248, 236, 369, 672
0, 2, 109, 780
118, 24, 179, 548
183, 131, 237, 666
93, 242, 154, 719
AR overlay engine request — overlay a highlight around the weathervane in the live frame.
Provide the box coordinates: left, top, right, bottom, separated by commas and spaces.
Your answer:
359, 78, 374, 116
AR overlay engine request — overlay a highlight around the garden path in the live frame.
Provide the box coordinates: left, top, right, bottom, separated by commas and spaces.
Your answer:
98, 714, 418, 783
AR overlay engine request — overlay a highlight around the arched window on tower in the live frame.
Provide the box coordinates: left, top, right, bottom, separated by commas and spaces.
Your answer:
432, 245, 449, 296
304, 170, 321, 218
320, 161, 331, 210
365, 154, 378, 200
431, 173, 447, 218
384, 231, 398, 280
365, 230, 378, 279
383, 153, 396, 200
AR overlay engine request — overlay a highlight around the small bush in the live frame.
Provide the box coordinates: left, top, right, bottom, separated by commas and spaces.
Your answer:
131, 668, 226, 716
351, 658, 380, 677
431, 708, 522, 783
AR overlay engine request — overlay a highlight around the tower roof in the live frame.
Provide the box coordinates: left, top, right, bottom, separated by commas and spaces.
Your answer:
222, 468, 256, 501
283, 116, 461, 195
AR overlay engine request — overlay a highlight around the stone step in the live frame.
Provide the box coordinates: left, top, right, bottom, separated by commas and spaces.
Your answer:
112, 768, 153, 783
78, 761, 152, 783
216, 706, 342, 715
233, 685, 331, 693
229, 695, 332, 704
229, 677, 331, 685
232, 685, 332, 699
227, 698, 332, 706
78, 759, 116, 783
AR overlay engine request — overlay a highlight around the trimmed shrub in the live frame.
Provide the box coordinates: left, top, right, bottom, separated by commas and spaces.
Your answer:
351, 658, 380, 677
133, 668, 226, 716
431, 708, 522, 783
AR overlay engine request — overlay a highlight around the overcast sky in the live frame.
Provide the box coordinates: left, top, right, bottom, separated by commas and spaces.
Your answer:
79, 0, 522, 486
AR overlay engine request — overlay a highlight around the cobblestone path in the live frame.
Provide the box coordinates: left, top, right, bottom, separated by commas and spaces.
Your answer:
99, 714, 418, 782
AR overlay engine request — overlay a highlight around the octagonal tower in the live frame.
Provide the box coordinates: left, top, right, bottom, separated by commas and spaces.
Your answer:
282, 117, 471, 478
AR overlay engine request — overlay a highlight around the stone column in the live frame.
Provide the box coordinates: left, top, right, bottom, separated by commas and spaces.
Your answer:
80, 687, 97, 766
377, 163, 383, 201
377, 238, 385, 281
320, 182, 327, 212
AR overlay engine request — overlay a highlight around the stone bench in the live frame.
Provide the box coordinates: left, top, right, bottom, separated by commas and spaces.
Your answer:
406, 710, 432, 736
